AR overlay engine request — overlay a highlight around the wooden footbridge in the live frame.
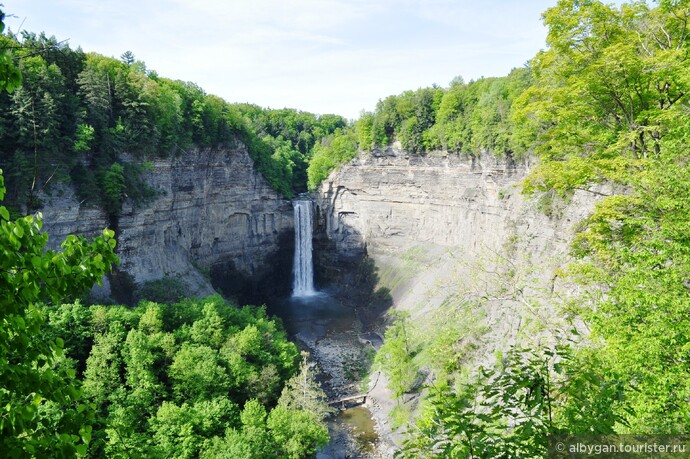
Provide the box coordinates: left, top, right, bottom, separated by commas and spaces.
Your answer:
328, 393, 367, 410
328, 368, 383, 410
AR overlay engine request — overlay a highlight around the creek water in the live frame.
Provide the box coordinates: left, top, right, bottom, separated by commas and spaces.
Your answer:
268, 293, 381, 458
266, 199, 381, 458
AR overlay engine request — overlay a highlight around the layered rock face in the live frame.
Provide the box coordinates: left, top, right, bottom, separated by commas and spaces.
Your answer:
314, 149, 599, 342
41, 145, 293, 302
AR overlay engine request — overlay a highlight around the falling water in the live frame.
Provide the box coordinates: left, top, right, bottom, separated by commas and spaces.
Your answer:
293, 200, 316, 297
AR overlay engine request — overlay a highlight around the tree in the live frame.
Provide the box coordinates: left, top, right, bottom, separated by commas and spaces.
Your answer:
151, 398, 238, 459
0, 9, 21, 93
398, 345, 628, 459
0, 168, 119, 456
77, 57, 113, 135
169, 344, 231, 402
306, 129, 358, 190
101, 162, 125, 217
512, 0, 690, 433
266, 406, 329, 459
120, 51, 135, 66
375, 312, 418, 400
515, 0, 690, 194
69, 296, 304, 457
276, 352, 333, 422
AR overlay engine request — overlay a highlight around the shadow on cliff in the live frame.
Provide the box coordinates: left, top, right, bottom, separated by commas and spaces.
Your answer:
342, 257, 393, 327
210, 229, 294, 306
312, 215, 392, 328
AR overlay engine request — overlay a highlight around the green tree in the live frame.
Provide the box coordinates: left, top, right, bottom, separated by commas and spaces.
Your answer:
0, 9, 21, 93
277, 352, 333, 422
169, 344, 231, 402
237, 399, 273, 458
398, 345, 628, 459
73, 122, 95, 153
120, 51, 135, 66
375, 312, 418, 400
151, 398, 238, 459
102, 162, 125, 217
267, 406, 329, 459
0, 168, 118, 456
68, 296, 304, 457
306, 129, 358, 190
515, 0, 690, 194
511, 0, 690, 433
77, 56, 114, 136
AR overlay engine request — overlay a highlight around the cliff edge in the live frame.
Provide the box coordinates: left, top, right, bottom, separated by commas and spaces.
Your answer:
40, 144, 294, 303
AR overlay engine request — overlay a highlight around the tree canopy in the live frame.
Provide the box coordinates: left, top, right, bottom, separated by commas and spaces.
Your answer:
371, 1, 690, 455
45, 295, 330, 458
0, 26, 348, 215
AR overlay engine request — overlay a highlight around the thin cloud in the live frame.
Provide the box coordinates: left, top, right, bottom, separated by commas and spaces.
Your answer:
6, 0, 555, 118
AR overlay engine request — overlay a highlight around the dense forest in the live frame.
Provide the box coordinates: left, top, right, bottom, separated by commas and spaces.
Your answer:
45, 296, 330, 458
305, 65, 533, 190
0, 28, 347, 218
2, 0, 690, 457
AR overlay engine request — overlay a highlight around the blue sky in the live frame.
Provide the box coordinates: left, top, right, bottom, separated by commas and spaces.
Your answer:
5, 0, 557, 119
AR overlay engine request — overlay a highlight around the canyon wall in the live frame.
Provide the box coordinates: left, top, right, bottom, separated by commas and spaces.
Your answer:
40, 144, 294, 303
314, 148, 601, 346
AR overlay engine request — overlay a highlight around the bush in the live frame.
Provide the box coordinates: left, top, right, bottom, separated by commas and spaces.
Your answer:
137, 275, 186, 304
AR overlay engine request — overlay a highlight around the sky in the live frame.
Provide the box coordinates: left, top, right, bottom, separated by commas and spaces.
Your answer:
4, 0, 557, 120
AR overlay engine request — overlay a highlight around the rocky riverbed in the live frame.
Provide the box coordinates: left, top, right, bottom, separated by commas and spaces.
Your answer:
268, 292, 397, 458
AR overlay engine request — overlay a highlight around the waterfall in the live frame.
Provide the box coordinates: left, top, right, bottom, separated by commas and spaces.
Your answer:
293, 200, 316, 297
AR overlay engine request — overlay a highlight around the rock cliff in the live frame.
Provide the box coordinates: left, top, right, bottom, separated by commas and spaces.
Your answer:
40, 144, 294, 303
314, 148, 604, 450
314, 147, 600, 344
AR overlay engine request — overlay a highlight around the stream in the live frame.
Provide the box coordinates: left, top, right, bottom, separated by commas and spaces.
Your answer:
267, 292, 385, 458
265, 199, 392, 458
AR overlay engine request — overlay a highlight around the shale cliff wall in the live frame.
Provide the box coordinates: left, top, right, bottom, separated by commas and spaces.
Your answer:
40, 145, 294, 302
314, 148, 600, 344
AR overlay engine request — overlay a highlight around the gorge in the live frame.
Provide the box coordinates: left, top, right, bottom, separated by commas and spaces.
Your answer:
4, 1, 690, 455
34, 142, 600, 458
311, 148, 603, 451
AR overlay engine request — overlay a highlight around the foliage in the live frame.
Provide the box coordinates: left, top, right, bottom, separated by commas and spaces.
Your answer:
73, 123, 94, 154
136, 274, 186, 304
398, 344, 628, 459
101, 162, 125, 217
374, 312, 419, 400
565, 157, 690, 432
266, 406, 329, 459
43, 295, 333, 457
306, 129, 358, 190
417, 300, 484, 380
356, 71, 531, 158
0, 9, 21, 93
277, 352, 334, 422
0, 168, 119, 456
237, 105, 347, 195
516, 0, 690, 433
516, 0, 690, 193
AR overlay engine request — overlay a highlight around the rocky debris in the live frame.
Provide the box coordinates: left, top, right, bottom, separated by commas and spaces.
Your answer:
294, 313, 397, 458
